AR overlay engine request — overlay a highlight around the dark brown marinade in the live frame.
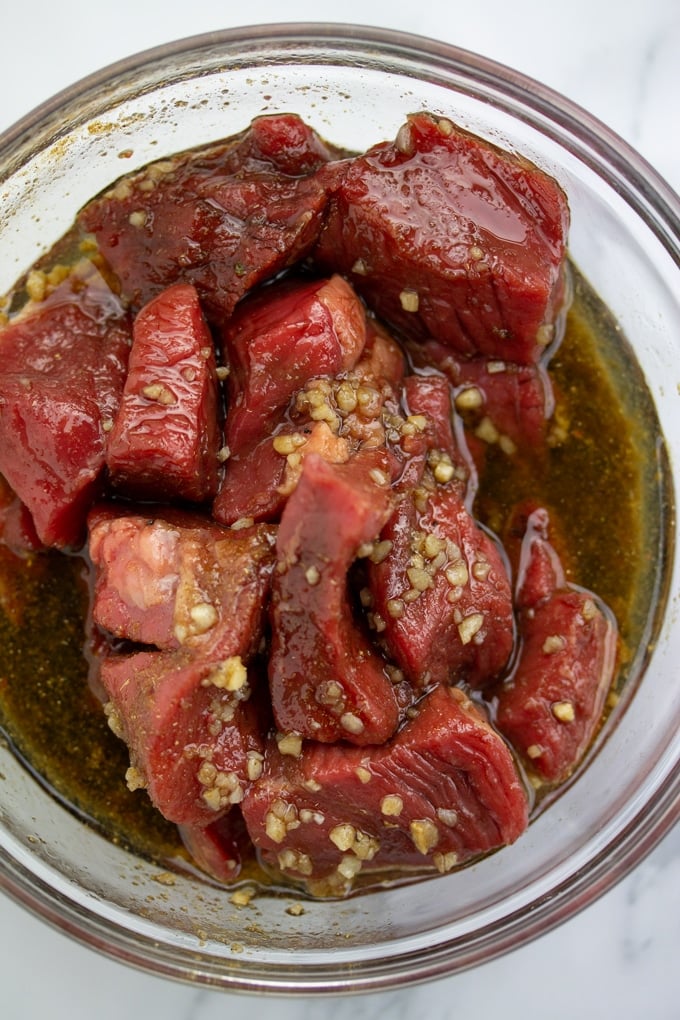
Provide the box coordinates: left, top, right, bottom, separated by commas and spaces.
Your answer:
474, 266, 668, 684
0, 262, 669, 878
0, 548, 182, 861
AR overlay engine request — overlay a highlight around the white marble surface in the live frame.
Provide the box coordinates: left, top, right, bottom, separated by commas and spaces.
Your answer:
1, 1, 679, 1017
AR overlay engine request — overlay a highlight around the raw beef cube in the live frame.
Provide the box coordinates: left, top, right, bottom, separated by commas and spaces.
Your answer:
0, 267, 130, 548
269, 450, 401, 745
220, 274, 367, 454
106, 283, 221, 502
392, 372, 476, 500
213, 417, 355, 527
213, 296, 406, 527
278, 319, 407, 488
88, 506, 276, 657
0, 477, 43, 555
79, 115, 334, 321
213, 273, 367, 525
369, 485, 514, 690
511, 503, 568, 605
495, 507, 618, 783
212, 434, 291, 526
179, 811, 251, 884
233, 112, 345, 176
241, 683, 529, 894
101, 648, 266, 827
418, 340, 554, 465
314, 112, 570, 364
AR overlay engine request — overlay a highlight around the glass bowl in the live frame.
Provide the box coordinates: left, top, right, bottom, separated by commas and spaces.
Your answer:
1, 22, 679, 995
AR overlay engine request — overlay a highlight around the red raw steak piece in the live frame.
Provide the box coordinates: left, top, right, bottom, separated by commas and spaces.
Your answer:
0, 477, 43, 555
269, 450, 401, 745
179, 811, 251, 884
101, 649, 266, 827
213, 288, 406, 527
212, 419, 353, 527
222, 110, 344, 176
241, 683, 528, 893
495, 507, 618, 783
79, 115, 335, 321
213, 273, 367, 525
88, 505, 275, 656
392, 372, 476, 499
417, 340, 554, 466
0, 269, 130, 548
369, 485, 514, 690
314, 112, 569, 364
106, 283, 221, 502
220, 273, 367, 454
212, 434, 290, 526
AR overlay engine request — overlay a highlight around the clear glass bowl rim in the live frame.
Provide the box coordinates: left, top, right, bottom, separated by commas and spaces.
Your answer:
0, 20, 679, 996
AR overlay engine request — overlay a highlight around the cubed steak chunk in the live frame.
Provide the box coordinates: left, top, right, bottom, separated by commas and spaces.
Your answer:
211, 434, 291, 526
213, 285, 407, 527
417, 340, 554, 466
241, 683, 529, 895
234, 111, 345, 176
101, 649, 266, 827
220, 273, 367, 454
0, 267, 130, 548
79, 114, 335, 321
179, 811, 251, 884
269, 450, 402, 745
0, 477, 43, 555
495, 507, 618, 784
106, 283, 221, 503
369, 484, 514, 690
367, 379, 511, 691
392, 372, 476, 499
277, 319, 407, 478
88, 506, 276, 656
314, 112, 570, 364
213, 273, 367, 524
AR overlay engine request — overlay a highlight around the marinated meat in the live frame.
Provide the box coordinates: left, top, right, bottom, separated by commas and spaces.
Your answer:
0, 112, 626, 897
367, 370, 511, 689
88, 506, 276, 656
91, 506, 276, 827
79, 114, 334, 321
106, 283, 221, 502
179, 811, 251, 884
213, 289, 406, 526
0, 267, 130, 548
211, 434, 291, 526
369, 485, 514, 690
241, 683, 529, 894
220, 273, 367, 454
416, 340, 554, 466
392, 372, 476, 499
101, 648, 266, 827
213, 273, 367, 524
314, 112, 569, 364
269, 450, 402, 745
495, 507, 618, 783
230, 111, 344, 176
